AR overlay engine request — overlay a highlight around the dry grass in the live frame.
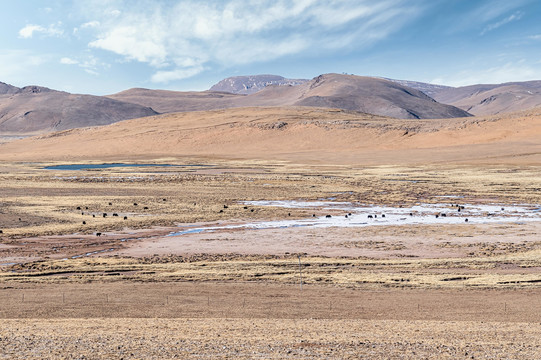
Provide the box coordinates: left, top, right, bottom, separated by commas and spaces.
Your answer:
1, 162, 540, 239
1, 161, 541, 358
3, 250, 541, 289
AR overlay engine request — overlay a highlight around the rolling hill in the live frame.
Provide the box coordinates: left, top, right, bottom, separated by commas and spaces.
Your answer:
431, 81, 541, 115
106, 88, 243, 114
0, 83, 157, 136
1, 106, 539, 165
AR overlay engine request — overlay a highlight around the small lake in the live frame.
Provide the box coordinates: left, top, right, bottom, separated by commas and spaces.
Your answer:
44, 163, 210, 170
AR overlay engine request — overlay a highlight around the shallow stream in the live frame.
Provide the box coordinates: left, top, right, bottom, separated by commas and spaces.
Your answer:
168, 200, 541, 237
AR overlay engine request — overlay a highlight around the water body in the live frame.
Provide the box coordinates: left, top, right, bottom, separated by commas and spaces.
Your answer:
44, 163, 211, 170
167, 200, 541, 237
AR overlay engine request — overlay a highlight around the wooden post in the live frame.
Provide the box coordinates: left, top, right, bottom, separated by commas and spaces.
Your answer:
298, 255, 303, 291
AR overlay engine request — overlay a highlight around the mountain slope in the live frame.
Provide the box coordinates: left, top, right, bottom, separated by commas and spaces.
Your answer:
382, 78, 452, 98
108, 74, 472, 120
432, 81, 541, 115
1, 106, 539, 165
234, 74, 472, 119
0, 86, 158, 135
0, 81, 19, 95
209, 75, 308, 94
106, 88, 243, 113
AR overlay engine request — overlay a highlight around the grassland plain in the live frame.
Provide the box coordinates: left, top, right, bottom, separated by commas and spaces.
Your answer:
1, 161, 541, 358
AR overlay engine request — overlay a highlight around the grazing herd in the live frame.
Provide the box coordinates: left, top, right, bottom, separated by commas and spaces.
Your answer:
0, 202, 479, 239
321, 204, 472, 223
75, 199, 160, 237
219, 204, 256, 216
216, 204, 470, 223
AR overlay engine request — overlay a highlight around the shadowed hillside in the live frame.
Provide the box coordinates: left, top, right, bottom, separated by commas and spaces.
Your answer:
234, 74, 471, 119
106, 88, 243, 113
432, 81, 541, 115
109, 74, 472, 120
0, 85, 157, 136
0, 81, 19, 95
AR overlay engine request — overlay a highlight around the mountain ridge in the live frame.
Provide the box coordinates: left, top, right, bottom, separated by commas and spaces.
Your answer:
0, 87, 158, 136
110, 73, 471, 120
209, 74, 308, 94
6, 73, 541, 137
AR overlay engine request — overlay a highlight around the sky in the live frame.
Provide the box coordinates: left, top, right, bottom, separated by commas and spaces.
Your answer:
1, 0, 541, 95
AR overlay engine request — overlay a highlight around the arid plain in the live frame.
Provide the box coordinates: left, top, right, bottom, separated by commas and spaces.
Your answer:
1, 106, 541, 358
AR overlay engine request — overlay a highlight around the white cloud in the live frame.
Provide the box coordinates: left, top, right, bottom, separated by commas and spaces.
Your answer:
89, 25, 168, 67
18, 23, 64, 38
0, 50, 48, 84
470, 0, 530, 24
481, 11, 523, 35
81, 21, 100, 29
448, 0, 532, 34
60, 57, 79, 65
81, 0, 424, 83
85, 69, 99, 76
151, 66, 205, 83
439, 62, 541, 87
59, 54, 109, 76
528, 34, 541, 40
19, 25, 45, 38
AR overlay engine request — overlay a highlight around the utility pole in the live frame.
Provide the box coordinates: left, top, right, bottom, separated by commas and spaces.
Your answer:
298, 255, 303, 291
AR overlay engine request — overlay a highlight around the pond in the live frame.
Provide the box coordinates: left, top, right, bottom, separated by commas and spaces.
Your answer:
44, 163, 210, 170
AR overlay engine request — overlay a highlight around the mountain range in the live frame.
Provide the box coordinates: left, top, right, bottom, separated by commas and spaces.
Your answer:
108, 73, 471, 120
2, 73, 541, 136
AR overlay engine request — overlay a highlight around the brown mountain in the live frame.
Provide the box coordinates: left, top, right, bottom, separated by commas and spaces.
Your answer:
106, 88, 243, 113
233, 74, 471, 119
209, 75, 308, 94
0, 86, 158, 136
431, 81, 541, 115
0, 81, 19, 95
1, 106, 539, 165
381, 78, 452, 98
108, 74, 471, 119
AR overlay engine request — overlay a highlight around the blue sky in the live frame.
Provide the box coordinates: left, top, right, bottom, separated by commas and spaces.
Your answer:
1, 0, 541, 95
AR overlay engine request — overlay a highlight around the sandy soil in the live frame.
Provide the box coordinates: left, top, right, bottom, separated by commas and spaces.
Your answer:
1, 106, 541, 165
2, 317, 540, 359
1, 282, 541, 359
113, 221, 541, 259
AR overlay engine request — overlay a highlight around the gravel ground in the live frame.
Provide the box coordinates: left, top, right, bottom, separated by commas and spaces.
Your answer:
1, 318, 540, 359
